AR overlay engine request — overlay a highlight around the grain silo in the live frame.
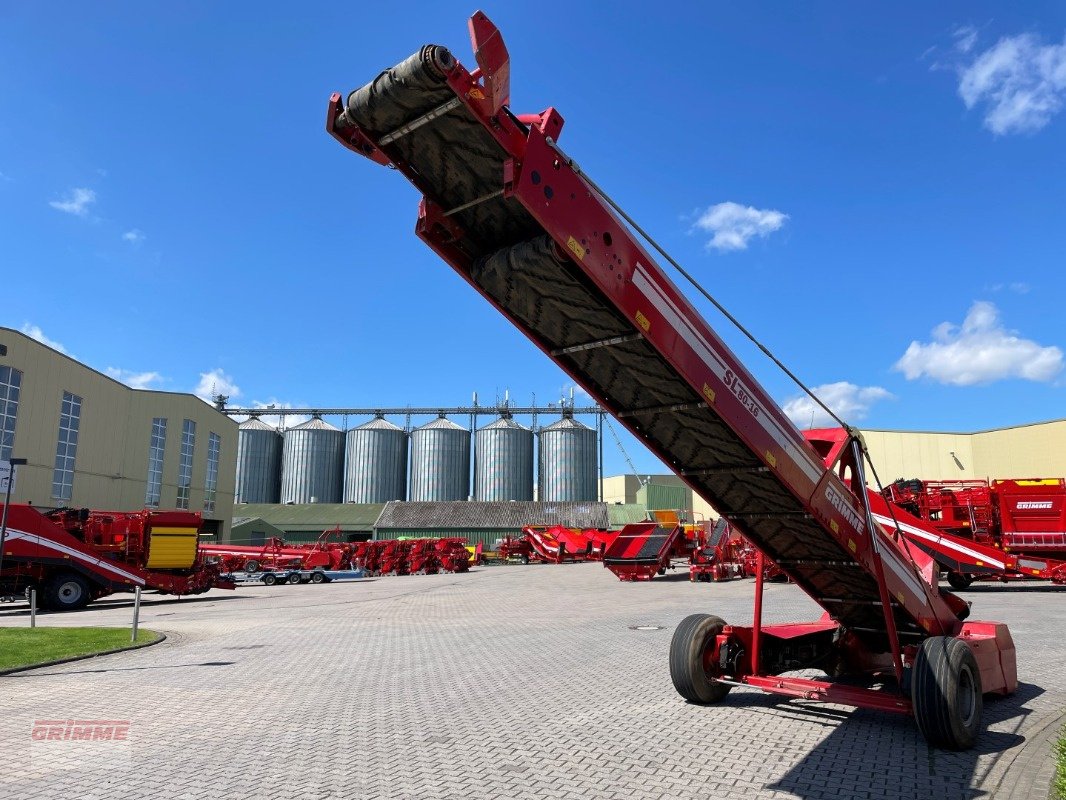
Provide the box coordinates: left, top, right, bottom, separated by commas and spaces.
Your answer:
344, 415, 408, 503
475, 415, 534, 501
538, 414, 598, 501
280, 416, 345, 503
235, 417, 282, 503
409, 414, 470, 501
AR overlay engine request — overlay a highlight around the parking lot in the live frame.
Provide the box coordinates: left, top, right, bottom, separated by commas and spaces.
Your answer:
1, 564, 1063, 800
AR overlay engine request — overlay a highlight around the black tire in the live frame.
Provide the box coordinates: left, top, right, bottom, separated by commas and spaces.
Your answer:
947, 572, 974, 590
261, 573, 277, 586
669, 613, 731, 704
519, 554, 530, 565
287, 572, 302, 585
244, 560, 260, 574
311, 572, 326, 584
41, 572, 92, 611
912, 636, 983, 750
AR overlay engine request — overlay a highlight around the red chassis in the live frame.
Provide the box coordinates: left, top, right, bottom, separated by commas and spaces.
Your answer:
327, 11, 1016, 749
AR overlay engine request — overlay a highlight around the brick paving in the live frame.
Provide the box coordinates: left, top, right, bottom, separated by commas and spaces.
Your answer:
0, 565, 1062, 799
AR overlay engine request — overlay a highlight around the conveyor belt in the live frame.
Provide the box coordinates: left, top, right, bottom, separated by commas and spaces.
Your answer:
341, 48, 953, 648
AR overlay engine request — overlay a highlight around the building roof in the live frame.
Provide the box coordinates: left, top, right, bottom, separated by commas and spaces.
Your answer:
230, 516, 287, 543
375, 501, 609, 530
607, 504, 653, 527
233, 503, 386, 531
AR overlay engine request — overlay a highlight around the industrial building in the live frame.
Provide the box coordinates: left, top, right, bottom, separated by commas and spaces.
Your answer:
0, 326, 237, 538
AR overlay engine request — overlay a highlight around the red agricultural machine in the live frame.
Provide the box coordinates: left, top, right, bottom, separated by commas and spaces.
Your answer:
328, 11, 1017, 748
200, 527, 355, 574
689, 519, 785, 583
497, 525, 618, 564
351, 538, 473, 576
0, 503, 232, 610
883, 476, 1066, 587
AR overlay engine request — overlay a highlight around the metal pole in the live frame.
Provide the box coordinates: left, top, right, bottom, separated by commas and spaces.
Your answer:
597, 411, 604, 503
29, 588, 36, 628
131, 586, 141, 642
751, 550, 765, 676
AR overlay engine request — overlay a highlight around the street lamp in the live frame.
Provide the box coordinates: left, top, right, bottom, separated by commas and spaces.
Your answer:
0, 457, 28, 580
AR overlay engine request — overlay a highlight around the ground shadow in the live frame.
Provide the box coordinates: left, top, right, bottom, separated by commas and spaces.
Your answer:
11, 660, 237, 677
763, 682, 1043, 800
0, 592, 250, 618
954, 584, 1066, 594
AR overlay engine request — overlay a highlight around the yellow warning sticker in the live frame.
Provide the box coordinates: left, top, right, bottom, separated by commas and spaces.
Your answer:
635, 311, 651, 332
896, 591, 905, 605
702, 383, 716, 404
765, 450, 777, 468
830, 520, 839, 534
468, 87, 485, 100
566, 236, 585, 261
848, 538, 856, 553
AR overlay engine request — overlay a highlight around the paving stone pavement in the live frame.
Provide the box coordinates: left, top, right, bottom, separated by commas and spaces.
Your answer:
0, 565, 1062, 800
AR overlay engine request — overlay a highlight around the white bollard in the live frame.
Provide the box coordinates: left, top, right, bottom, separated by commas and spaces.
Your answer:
29, 589, 36, 628
131, 586, 141, 642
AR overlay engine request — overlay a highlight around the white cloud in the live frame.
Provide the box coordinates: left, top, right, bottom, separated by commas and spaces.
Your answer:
105, 367, 165, 390
20, 323, 71, 356
782, 382, 893, 429
122, 229, 145, 244
691, 201, 789, 252
953, 25, 979, 54
957, 32, 1066, 134
894, 301, 1063, 385
233, 398, 311, 429
49, 187, 97, 216
195, 368, 241, 404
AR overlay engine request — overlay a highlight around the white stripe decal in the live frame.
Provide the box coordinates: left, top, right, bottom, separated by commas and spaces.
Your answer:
6, 529, 146, 585
631, 265, 824, 484
868, 528, 929, 606
871, 514, 1006, 571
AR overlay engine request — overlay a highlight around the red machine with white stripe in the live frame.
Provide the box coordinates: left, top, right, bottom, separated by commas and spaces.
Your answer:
0, 503, 232, 610
883, 474, 1066, 586
327, 11, 1016, 748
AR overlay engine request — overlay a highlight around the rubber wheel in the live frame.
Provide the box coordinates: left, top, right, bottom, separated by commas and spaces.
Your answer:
287, 572, 302, 585
669, 613, 731, 704
311, 572, 326, 584
912, 636, 983, 750
41, 572, 92, 611
244, 560, 260, 574
947, 572, 974, 590
520, 554, 530, 565
261, 573, 277, 586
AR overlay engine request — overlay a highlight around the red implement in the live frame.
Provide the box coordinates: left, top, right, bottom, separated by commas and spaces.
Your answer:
0, 503, 232, 610
327, 12, 1016, 748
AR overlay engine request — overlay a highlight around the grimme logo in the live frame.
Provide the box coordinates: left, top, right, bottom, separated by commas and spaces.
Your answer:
31, 719, 130, 741
825, 485, 865, 535
1016, 501, 1053, 510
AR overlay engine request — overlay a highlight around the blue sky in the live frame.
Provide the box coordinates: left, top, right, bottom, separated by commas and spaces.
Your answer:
2, 2, 1065, 476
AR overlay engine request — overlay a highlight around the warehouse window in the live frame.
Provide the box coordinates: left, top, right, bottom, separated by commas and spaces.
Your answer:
204, 432, 221, 513
176, 419, 196, 510
51, 391, 82, 501
144, 417, 167, 507
0, 366, 21, 463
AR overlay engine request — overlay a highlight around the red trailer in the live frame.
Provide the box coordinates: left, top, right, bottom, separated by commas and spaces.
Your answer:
327, 12, 1016, 748
0, 503, 232, 610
